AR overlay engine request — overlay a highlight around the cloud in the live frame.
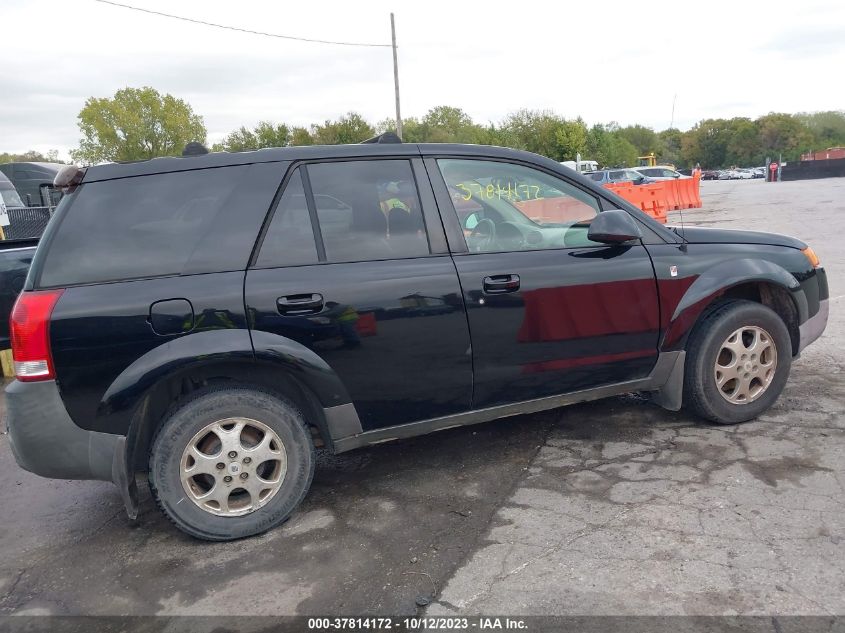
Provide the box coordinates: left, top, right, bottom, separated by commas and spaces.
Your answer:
1, 0, 843, 158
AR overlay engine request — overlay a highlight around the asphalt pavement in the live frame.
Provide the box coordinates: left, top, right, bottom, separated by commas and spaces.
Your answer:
1, 177, 843, 616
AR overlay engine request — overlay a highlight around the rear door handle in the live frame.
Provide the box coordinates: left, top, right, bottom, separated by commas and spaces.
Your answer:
482, 274, 520, 294
277, 293, 324, 316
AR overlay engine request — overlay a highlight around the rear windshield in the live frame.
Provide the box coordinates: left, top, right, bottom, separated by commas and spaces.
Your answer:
38, 167, 247, 287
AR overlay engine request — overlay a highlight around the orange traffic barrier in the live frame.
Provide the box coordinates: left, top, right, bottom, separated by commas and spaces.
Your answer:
517, 197, 595, 224
603, 173, 700, 223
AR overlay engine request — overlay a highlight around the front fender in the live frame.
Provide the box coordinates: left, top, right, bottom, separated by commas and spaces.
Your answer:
663, 258, 807, 351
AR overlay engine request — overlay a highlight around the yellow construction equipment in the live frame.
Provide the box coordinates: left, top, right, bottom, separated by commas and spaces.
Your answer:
638, 153, 657, 167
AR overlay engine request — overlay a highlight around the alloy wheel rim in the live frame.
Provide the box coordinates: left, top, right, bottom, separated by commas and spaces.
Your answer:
179, 417, 287, 517
714, 325, 777, 405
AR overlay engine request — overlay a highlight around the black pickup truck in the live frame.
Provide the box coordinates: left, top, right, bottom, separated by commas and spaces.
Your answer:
0, 172, 57, 347
6, 138, 829, 541
0, 238, 37, 347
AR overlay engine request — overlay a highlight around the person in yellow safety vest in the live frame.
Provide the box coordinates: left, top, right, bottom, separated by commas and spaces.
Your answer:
380, 196, 410, 215
379, 181, 412, 216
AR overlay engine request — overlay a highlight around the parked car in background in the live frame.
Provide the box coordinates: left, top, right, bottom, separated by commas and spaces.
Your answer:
0, 172, 25, 209
0, 162, 65, 207
718, 170, 736, 180
633, 166, 691, 181
702, 170, 720, 180
560, 160, 599, 174
587, 169, 654, 186
5, 138, 828, 541
734, 169, 755, 180
0, 172, 55, 347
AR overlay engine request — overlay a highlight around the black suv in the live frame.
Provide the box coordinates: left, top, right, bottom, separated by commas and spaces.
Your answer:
6, 137, 829, 540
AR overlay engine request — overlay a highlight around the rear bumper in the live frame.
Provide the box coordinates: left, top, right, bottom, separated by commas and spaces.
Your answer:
798, 298, 829, 353
6, 379, 122, 482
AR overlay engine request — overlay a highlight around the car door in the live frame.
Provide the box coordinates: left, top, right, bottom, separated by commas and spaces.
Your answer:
245, 158, 472, 431
426, 156, 661, 409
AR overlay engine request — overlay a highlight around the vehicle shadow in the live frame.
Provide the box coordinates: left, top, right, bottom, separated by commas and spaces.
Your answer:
0, 395, 689, 616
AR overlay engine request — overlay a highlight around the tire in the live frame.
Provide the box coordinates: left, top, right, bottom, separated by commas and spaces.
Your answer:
149, 386, 315, 541
683, 300, 791, 424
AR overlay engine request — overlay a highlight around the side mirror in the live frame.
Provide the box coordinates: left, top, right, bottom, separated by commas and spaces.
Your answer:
588, 209, 643, 244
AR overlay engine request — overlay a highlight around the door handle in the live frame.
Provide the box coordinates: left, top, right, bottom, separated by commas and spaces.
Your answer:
482, 274, 520, 294
277, 293, 324, 316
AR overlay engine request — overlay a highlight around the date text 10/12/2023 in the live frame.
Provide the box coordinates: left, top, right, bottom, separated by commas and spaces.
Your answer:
307, 616, 529, 630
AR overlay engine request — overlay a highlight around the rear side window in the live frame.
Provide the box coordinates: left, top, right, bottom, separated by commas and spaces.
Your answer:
307, 160, 430, 263
38, 167, 246, 287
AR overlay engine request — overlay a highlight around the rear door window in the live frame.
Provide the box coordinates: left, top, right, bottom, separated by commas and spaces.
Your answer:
38, 166, 247, 287
306, 160, 430, 263
255, 168, 319, 268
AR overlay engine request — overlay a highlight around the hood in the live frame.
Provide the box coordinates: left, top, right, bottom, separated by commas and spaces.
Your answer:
669, 225, 806, 249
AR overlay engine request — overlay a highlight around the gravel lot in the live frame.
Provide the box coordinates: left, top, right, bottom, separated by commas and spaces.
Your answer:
1, 177, 843, 617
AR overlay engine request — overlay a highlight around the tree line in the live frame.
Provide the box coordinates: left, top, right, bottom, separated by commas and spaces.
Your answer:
16, 87, 845, 169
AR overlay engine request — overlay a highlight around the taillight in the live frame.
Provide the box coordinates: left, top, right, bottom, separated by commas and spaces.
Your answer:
9, 289, 64, 381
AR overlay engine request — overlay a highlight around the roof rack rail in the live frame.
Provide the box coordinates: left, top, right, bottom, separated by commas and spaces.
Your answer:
182, 142, 209, 156
361, 132, 402, 144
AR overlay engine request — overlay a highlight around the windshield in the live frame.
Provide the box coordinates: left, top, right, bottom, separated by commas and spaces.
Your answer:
609, 170, 643, 181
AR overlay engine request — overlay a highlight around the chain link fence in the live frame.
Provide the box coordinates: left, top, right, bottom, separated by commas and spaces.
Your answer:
2, 206, 53, 240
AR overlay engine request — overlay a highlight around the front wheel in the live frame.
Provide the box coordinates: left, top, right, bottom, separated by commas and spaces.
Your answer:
149, 386, 315, 540
683, 300, 792, 424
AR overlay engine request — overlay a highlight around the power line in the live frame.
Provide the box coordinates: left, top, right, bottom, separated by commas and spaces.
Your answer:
93, 0, 392, 48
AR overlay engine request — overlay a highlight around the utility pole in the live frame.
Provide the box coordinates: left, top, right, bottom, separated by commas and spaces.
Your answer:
670, 93, 677, 129
390, 13, 402, 139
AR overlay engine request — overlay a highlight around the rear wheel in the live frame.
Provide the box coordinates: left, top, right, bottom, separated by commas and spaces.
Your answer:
149, 386, 315, 540
683, 300, 791, 424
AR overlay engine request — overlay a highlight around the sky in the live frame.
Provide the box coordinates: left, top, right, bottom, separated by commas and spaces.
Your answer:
2, 0, 844, 159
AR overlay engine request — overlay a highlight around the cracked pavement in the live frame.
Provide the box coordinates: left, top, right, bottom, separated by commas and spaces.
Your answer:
1, 178, 843, 616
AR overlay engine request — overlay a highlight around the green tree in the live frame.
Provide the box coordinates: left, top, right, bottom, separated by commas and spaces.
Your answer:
796, 110, 845, 149
617, 124, 659, 156
0, 149, 65, 164
419, 106, 487, 143
757, 112, 814, 161
585, 123, 638, 167
213, 121, 291, 152
657, 128, 684, 167
72, 86, 206, 163
312, 112, 374, 145
378, 107, 488, 144
498, 110, 587, 161
681, 119, 736, 168
725, 118, 761, 166
290, 127, 314, 146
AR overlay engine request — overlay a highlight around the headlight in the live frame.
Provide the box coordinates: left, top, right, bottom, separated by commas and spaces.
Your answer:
802, 246, 821, 268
